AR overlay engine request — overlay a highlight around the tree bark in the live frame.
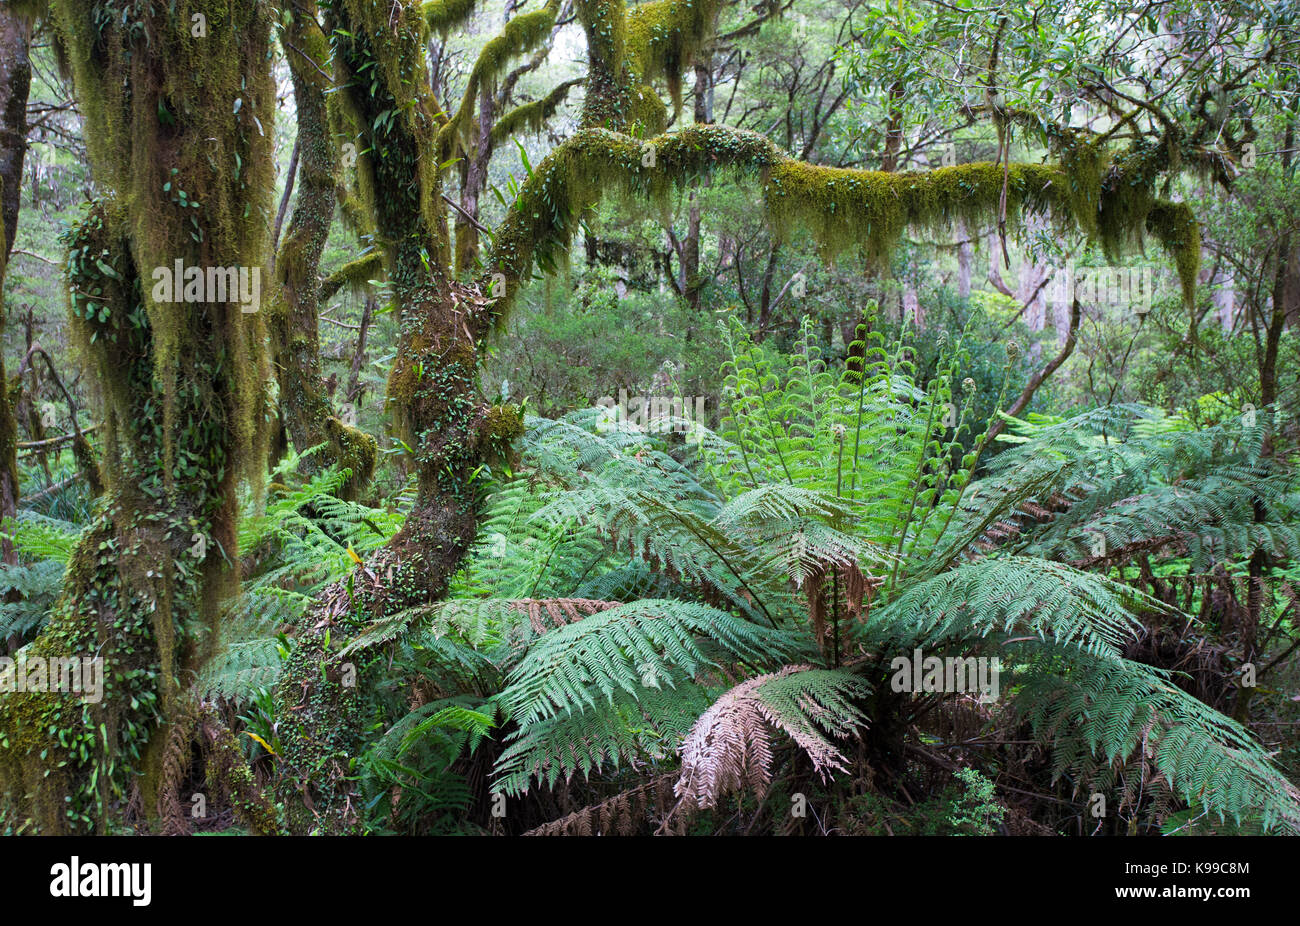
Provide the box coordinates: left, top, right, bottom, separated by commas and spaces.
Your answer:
268, 0, 375, 496
0, 0, 277, 834
0, 4, 32, 561
271, 0, 524, 834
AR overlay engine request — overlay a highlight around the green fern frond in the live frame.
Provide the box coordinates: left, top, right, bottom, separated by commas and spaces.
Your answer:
502, 599, 801, 727
1015, 649, 1300, 834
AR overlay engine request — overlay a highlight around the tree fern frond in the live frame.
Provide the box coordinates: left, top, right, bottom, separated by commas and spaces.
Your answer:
494, 685, 711, 796
1014, 650, 1300, 834
502, 599, 801, 727
341, 597, 623, 658
870, 556, 1158, 657
1, 511, 82, 564
674, 665, 870, 810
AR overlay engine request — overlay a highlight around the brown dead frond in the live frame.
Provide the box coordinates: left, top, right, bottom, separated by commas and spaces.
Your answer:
156, 700, 199, 836
508, 597, 622, 634
675, 664, 855, 810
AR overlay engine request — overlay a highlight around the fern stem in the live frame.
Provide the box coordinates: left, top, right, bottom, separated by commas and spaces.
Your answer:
658, 499, 778, 627
923, 362, 1014, 564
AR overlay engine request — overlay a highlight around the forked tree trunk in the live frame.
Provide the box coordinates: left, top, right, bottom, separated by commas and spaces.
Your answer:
271, 0, 522, 834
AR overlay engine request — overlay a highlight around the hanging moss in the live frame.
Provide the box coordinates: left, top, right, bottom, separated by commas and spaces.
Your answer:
1146, 199, 1202, 308
484, 125, 1063, 320
625, 0, 722, 113
435, 0, 562, 157
1052, 131, 1106, 239
490, 78, 584, 147
575, 0, 721, 132
328, 0, 445, 259
70, 433, 103, 497
421, 0, 479, 35
486, 117, 1204, 328
575, 0, 636, 130
766, 159, 1064, 264
630, 84, 669, 136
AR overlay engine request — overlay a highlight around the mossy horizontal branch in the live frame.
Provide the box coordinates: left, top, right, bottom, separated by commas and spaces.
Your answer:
483, 122, 1202, 328
319, 251, 385, 303
421, 0, 479, 35
766, 159, 1063, 263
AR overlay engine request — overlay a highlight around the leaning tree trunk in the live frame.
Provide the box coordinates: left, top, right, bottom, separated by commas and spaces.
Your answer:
0, 0, 277, 834
270, 0, 706, 834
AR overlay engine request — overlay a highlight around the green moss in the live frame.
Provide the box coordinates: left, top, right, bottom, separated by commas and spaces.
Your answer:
269, 624, 369, 834
319, 252, 384, 303
200, 706, 284, 835
488, 119, 1202, 327
1146, 199, 1201, 307
629, 84, 668, 136
276, 1, 502, 833
490, 79, 584, 147
270, 0, 378, 495
0, 517, 164, 833
575, 0, 635, 130
421, 0, 479, 35
482, 403, 525, 471
0, 0, 280, 832
325, 416, 378, 498
435, 0, 562, 157
766, 159, 1063, 264
70, 433, 103, 497
625, 0, 722, 113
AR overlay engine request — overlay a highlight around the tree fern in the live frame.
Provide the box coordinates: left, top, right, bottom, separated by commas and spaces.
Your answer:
480, 313, 1300, 834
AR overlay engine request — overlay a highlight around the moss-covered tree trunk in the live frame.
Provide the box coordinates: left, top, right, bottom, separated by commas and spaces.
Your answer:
267, 0, 376, 496
0, 0, 277, 833
0, 4, 32, 557
267, 0, 1210, 835
453, 85, 494, 276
